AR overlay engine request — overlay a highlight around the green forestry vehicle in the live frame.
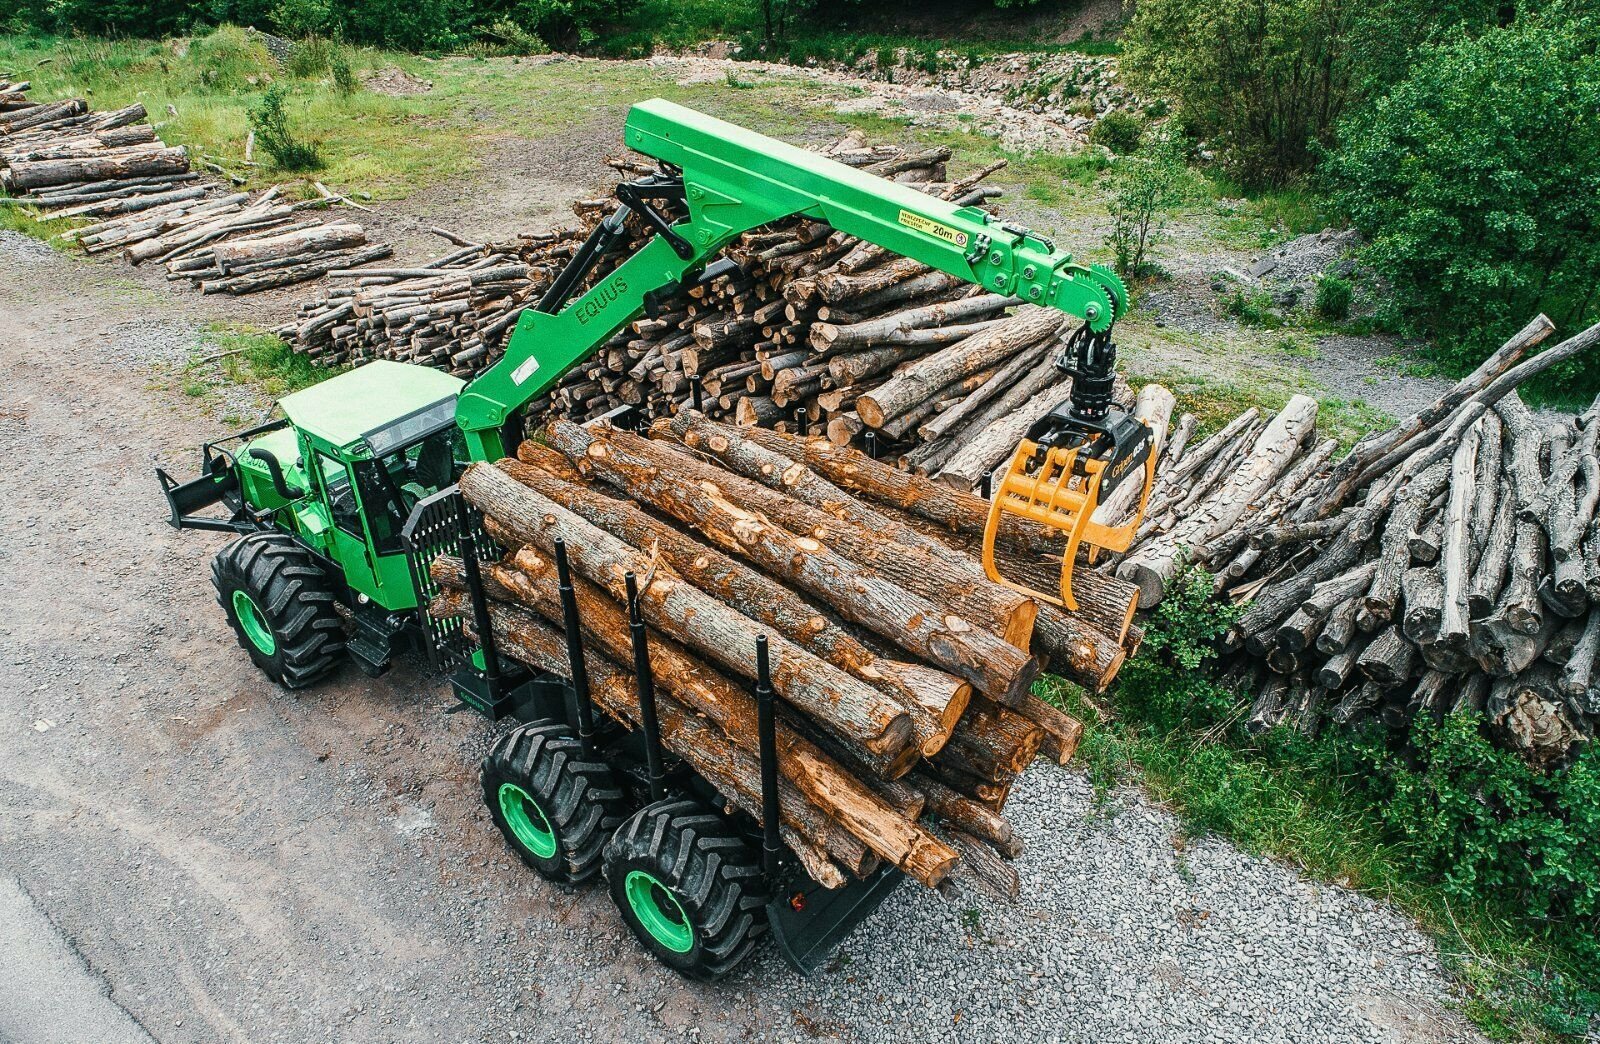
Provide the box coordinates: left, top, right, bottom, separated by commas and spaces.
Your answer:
158, 99, 1131, 979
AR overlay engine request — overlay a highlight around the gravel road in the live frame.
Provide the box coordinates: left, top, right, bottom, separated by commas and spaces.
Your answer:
0, 228, 1483, 1043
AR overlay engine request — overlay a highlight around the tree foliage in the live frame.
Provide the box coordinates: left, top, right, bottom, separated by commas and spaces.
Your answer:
1120, 0, 1511, 187
1323, 9, 1600, 393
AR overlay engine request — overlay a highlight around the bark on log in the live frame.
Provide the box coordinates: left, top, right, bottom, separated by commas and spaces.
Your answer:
663, 411, 1037, 647
1118, 394, 1319, 607
459, 461, 919, 762
499, 453, 970, 755
855, 308, 1061, 428
6, 144, 189, 191
1437, 417, 1482, 647
938, 378, 1072, 491
543, 423, 1040, 703
212, 222, 368, 272
1358, 626, 1417, 688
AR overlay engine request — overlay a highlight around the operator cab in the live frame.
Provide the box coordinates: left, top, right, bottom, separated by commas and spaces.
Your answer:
159, 361, 468, 621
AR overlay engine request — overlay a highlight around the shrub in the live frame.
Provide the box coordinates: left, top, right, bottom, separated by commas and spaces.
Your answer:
1314, 274, 1352, 320
1088, 109, 1143, 154
1120, 0, 1509, 187
1322, 10, 1600, 397
1373, 715, 1600, 922
272, 0, 332, 37
248, 85, 323, 171
285, 33, 335, 77
329, 48, 359, 94
1103, 136, 1191, 279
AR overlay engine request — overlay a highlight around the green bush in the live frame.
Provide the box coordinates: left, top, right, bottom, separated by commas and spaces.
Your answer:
285, 33, 335, 77
1120, 0, 1511, 187
1103, 137, 1192, 279
1088, 109, 1143, 154
1322, 10, 1600, 398
1314, 273, 1352, 320
271, 0, 332, 37
248, 84, 323, 171
485, 17, 547, 53
329, 48, 359, 94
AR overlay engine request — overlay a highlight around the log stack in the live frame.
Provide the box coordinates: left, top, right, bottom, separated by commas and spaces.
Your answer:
1108, 315, 1600, 767
0, 80, 390, 295
431, 412, 1146, 897
276, 227, 589, 377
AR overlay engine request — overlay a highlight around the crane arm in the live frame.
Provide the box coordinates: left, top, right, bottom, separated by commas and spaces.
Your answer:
455, 98, 1127, 462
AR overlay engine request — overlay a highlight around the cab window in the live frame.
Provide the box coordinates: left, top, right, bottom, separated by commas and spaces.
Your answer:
317, 452, 363, 540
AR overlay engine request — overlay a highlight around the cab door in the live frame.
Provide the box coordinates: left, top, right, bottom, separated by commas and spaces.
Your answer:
306, 447, 385, 603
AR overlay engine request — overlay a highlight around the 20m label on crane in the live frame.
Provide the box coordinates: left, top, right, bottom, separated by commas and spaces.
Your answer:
898, 210, 969, 249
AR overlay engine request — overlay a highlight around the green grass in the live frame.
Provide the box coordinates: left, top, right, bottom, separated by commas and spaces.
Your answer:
199, 324, 331, 396
1208, 182, 1327, 251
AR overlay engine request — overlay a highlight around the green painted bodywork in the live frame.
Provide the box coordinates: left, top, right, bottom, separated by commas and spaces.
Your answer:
233, 362, 466, 612
625, 870, 695, 953
455, 98, 1126, 462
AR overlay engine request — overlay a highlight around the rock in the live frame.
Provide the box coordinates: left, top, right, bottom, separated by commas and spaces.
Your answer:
1247, 257, 1279, 279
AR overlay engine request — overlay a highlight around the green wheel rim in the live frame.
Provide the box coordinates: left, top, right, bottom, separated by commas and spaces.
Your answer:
625, 870, 694, 954
497, 783, 557, 859
231, 589, 276, 655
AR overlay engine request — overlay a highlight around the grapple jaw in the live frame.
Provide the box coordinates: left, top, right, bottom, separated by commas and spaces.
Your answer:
981, 416, 1155, 611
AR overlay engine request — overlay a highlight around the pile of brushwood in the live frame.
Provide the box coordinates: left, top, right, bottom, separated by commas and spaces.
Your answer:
435, 412, 1149, 897
0, 80, 387, 295
281, 137, 1120, 486
1108, 315, 1600, 768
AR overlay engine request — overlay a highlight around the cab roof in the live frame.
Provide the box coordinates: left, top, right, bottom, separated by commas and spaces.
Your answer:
279, 361, 465, 451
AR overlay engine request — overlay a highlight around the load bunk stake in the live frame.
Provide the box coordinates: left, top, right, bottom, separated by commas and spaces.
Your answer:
553, 537, 598, 757
755, 635, 782, 881
456, 507, 506, 707
690, 373, 704, 413
624, 571, 668, 803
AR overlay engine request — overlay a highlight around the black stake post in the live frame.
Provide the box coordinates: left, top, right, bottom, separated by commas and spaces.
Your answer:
625, 571, 667, 802
755, 635, 782, 880
456, 507, 505, 705
863, 430, 877, 460
553, 538, 597, 757
980, 469, 993, 500
795, 407, 808, 438
690, 374, 703, 413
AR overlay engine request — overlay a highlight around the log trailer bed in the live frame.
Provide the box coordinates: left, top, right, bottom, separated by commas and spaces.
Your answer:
156, 100, 1149, 979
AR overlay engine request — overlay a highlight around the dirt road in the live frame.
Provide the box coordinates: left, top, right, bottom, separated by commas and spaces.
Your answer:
0, 229, 1482, 1043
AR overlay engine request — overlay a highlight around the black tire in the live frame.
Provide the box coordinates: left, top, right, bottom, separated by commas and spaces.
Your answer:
212, 532, 345, 690
481, 722, 626, 884
604, 798, 769, 981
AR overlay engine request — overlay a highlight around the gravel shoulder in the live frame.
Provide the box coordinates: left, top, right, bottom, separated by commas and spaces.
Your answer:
0, 227, 1486, 1043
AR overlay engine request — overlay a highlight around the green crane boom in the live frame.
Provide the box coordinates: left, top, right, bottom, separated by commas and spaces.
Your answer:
455, 98, 1128, 462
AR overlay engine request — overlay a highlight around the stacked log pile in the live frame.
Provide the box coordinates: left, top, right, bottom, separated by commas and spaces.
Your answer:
276, 228, 586, 377
1106, 315, 1600, 767
432, 412, 1147, 896
0, 80, 388, 294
